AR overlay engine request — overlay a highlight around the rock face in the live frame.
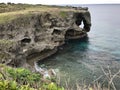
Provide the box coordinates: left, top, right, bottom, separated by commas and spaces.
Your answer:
0, 7, 91, 68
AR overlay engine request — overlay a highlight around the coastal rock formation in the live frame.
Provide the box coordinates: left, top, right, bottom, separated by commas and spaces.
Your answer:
0, 6, 91, 68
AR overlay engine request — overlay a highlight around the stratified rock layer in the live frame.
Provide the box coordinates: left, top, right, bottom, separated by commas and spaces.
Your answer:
0, 7, 91, 68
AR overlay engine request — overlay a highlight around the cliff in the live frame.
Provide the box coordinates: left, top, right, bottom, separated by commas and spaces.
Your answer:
0, 4, 91, 68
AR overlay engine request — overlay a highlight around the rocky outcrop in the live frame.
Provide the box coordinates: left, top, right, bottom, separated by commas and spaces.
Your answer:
0, 7, 91, 68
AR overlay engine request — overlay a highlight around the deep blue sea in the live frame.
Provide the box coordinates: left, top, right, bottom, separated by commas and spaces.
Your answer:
39, 4, 120, 87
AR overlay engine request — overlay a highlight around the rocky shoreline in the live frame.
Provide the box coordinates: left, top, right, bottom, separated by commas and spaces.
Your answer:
0, 6, 91, 71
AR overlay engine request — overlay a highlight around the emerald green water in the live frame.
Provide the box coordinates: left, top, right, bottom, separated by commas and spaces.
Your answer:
39, 4, 120, 88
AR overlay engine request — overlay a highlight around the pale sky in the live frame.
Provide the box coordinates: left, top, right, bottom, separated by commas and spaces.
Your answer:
0, 0, 120, 5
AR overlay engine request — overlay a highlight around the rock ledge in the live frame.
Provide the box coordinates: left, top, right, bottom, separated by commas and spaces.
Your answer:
0, 6, 91, 69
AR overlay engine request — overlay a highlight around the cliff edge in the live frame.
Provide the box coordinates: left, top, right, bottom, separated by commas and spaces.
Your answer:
0, 4, 91, 68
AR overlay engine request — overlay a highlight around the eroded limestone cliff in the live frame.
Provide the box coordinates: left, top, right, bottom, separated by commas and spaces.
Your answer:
0, 6, 91, 68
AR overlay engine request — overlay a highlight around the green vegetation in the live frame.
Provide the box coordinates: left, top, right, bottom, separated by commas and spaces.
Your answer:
0, 3, 77, 24
0, 39, 15, 63
59, 11, 67, 18
0, 3, 33, 23
0, 3, 34, 13
0, 52, 10, 63
0, 64, 64, 90
0, 39, 15, 51
0, 80, 35, 90
0, 39, 14, 46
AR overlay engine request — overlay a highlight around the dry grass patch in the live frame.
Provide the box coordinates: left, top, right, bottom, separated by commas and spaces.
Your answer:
0, 5, 80, 24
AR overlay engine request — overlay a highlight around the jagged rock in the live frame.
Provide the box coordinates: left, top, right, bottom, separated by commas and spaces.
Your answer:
0, 7, 91, 69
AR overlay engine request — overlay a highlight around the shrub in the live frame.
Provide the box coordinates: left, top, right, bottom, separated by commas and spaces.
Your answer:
6, 67, 41, 84
0, 64, 65, 90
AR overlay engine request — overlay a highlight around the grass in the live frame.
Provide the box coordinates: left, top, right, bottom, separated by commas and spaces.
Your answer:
0, 3, 82, 24
0, 39, 14, 45
0, 39, 16, 63
59, 11, 67, 18
0, 52, 10, 62
0, 39, 15, 50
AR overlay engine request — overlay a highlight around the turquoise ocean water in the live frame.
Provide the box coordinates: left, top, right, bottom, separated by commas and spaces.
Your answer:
39, 4, 120, 87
